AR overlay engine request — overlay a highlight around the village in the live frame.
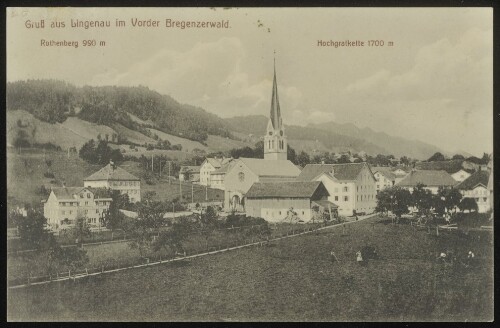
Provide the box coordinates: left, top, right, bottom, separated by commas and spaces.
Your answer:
6, 8, 494, 318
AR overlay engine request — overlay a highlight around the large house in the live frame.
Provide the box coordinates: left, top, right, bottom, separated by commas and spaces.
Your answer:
245, 181, 336, 223
223, 59, 301, 211
297, 162, 377, 217
456, 170, 491, 213
84, 162, 141, 203
179, 165, 201, 183
199, 157, 233, 186
396, 170, 457, 194
43, 187, 112, 228
450, 169, 472, 183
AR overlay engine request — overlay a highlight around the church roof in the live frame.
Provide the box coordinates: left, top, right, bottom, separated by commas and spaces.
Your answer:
456, 170, 490, 190
269, 60, 282, 130
211, 160, 236, 175
297, 163, 368, 182
239, 157, 301, 177
84, 163, 140, 181
246, 181, 327, 198
396, 170, 457, 187
204, 157, 232, 169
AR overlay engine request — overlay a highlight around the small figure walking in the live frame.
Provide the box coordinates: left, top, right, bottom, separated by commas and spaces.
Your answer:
437, 252, 447, 264
330, 250, 339, 263
356, 250, 364, 266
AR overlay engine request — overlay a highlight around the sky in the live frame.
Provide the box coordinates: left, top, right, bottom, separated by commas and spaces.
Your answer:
7, 7, 493, 157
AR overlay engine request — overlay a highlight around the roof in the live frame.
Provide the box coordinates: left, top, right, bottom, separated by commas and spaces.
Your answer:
246, 181, 327, 198
396, 170, 457, 187
51, 187, 86, 200
297, 163, 367, 181
456, 170, 490, 190
204, 157, 232, 169
312, 200, 339, 209
238, 157, 301, 177
51, 187, 113, 200
374, 170, 396, 180
211, 161, 236, 175
84, 164, 140, 181
415, 160, 470, 174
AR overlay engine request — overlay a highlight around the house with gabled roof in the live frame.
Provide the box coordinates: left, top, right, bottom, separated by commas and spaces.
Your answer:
199, 157, 233, 186
209, 160, 236, 190
396, 170, 457, 194
456, 170, 491, 213
297, 162, 377, 217
179, 165, 201, 183
43, 186, 112, 228
373, 170, 396, 193
84, 162, 141, 203
245, 181, 336, 223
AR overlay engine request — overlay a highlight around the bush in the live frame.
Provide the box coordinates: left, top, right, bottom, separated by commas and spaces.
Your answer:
43, 172, 55, 179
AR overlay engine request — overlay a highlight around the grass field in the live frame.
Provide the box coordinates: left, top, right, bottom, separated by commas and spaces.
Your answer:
7, 217, 493, 321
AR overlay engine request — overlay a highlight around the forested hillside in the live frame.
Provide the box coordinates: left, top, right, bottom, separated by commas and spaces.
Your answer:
7, 80, 232, 143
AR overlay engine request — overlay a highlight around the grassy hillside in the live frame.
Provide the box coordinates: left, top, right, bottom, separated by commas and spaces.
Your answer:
7, 148, 220, 209
7, 217, 493, 321
147, 128, 209, 152
205, 135, 253, 153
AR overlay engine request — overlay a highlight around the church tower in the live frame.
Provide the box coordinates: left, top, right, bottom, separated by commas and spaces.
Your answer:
264, 56, 287, 160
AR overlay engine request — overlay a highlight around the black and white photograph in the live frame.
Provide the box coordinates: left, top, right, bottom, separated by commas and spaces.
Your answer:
6, 6, 494, 321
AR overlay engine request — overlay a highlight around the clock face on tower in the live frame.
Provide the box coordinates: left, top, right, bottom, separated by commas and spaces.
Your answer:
268, 131, 272, 136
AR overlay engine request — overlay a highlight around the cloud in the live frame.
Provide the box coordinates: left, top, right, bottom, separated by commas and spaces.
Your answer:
91, 37, 304, 119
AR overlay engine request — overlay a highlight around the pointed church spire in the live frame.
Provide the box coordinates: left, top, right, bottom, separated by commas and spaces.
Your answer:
270, 50, 281, 130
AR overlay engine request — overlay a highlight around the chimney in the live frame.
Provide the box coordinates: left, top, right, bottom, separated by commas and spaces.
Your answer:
330, 169, 335, 177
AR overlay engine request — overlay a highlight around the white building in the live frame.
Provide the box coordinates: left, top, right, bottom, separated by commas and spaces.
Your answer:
457, 170, 492, 213
374, 170, 396, 193
297, 163, 377, 217
84, 162, 141, 203
43, 187, 112, 228
199, 157, 232, 186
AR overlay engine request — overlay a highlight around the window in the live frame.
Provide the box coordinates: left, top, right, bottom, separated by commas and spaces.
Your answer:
96, 209, 99, 213
279, 211, 281, 215
85, 210, 88, 214
69, 211, 72, 214
85, 201, 88, 206
335, 196, 339, 201
87, 193, 91, 198
80, 194, 84, 198
483, 197, 487, 202
344, 196, 348, 201
302, 211, 305, 215
343, 186, 348, 192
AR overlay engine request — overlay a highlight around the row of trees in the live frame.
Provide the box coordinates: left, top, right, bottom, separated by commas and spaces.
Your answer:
376, 184, 477, 221
79, 139, 124, 165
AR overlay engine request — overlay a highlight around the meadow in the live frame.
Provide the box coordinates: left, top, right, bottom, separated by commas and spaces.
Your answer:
7, 216, 493, 321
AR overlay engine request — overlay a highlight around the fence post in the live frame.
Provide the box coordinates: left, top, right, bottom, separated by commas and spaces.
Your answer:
28, 274, 31, 285
436, 225, 439, 236
86, 268, 88, 275
101, 265, 104, 273
68, 270, 71, 278
57, 272, 59, 279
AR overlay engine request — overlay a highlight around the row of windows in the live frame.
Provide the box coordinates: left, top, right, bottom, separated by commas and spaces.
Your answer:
357, 194, 375, 201
334, 196, 349, 202
465, 189, 489, 196
121, 189, 139, 195
60, 200, 110, 206
79, 193, 92, 199
110, 181, 139, 187
61, 208, 105, 215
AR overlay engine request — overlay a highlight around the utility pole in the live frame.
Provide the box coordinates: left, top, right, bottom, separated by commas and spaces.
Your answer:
173, 203, 175, 219
192, 184, 194, 204
67, 148, 70, 159
168, 161, 171, 184
151, 155, 154, 172
179, 179, 182, 201
205, 185, 208, 201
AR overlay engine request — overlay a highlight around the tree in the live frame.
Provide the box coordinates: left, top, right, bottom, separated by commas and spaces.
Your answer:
427, 152, 446, 162
70, 214, 92, 243
375, 188, 392, 214
411, 184, 434, 216
337, 154, 351, 164
154, 218, 192, 256
296, 151, 311, 167
391, 188, 412, 219
459, 198, 478, 213
48, 245, 89, 273
452, 154, 465, 160
15, 209, 56, 250
287, 145, 297, 163
101, 190, 130, 231
437, 187, 462, 214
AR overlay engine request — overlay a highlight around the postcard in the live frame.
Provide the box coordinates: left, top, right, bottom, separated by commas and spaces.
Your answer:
6, 7, 493, 322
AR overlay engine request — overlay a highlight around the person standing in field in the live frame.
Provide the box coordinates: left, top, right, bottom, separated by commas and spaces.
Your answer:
330, 250, 338, 263
356, 251, 364, 266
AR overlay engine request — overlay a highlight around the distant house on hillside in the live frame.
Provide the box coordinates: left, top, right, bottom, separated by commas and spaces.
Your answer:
199, 157, 232, 186
396, 170, 457, 194
84, 162, 141, 202
456, 170, 491, 213
245, 181, 336, 223
297, 162, 377, 217
179, 165, 200, 183
44, 187, 112, 228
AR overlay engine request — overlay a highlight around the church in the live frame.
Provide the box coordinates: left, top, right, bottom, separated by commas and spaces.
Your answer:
223, 59, 301, 211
